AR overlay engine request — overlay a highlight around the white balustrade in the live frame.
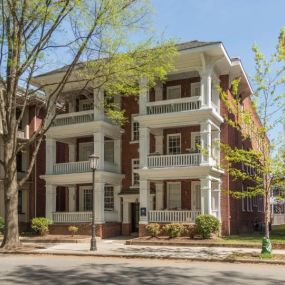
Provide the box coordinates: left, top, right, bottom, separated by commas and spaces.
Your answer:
148, 210, 201, 223
52, 110, 94, 127
52, 161, 90, 175
104, 161, 119, 173
148, 153, 200, 168
52, 211, 118, 223
146, 97, 201, 115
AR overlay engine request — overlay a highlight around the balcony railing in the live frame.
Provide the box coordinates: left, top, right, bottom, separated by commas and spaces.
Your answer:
146, 97, 200, 115
52, 110, 94, 127
17, 130, 27, 139
148, 210, 201, 223
52, 160, 118, 175
147, 153, 200, 168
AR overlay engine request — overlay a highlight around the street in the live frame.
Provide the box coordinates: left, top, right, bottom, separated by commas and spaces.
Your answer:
0, 255, 284, 284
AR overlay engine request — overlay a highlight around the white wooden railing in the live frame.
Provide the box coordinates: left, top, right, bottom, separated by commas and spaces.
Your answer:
148, 210, 201, 223
52, 160, 119, 175
52, 110, 94, 127
52, 211, 119, 223
17, 130, 27, 139
148, 153, 200, 168
272, 214, 285, 225
146, 97, 200, 115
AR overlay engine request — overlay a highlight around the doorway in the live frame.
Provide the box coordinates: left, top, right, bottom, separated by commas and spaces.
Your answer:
131, 202, 139, 233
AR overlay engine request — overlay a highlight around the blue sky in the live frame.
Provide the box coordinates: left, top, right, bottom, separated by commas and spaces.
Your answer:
152, 0, 285, 78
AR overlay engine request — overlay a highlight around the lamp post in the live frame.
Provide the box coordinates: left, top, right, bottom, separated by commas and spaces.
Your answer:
89, 154, 99, 251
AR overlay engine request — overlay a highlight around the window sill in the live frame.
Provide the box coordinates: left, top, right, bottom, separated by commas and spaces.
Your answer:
130, 140, 139, 144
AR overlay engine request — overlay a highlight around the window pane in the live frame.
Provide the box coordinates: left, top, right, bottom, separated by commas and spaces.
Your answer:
104, 185, 114, 211
167, 86, 181, 99
168, 135, 181, 154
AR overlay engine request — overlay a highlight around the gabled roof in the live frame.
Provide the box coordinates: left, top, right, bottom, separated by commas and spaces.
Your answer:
176, 40, 222, 51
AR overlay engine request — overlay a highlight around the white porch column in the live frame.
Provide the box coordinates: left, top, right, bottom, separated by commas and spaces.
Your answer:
46, 185, 56, 221
114, 138, 121, 172
46, 138, 56, 174
200, 69, 212, 108
212, 130, 220, 166
217, 181, 221, 222
123, 200, 130, 224
95, 182, 105, 224
68, 142, 76, 162
139, 127, 150, 169
155, 134, 163, 154
200, 177, 212, 215
93, 132, 104, 170
154, 81, 163, 101
139, 78, 148, 115
68, 186, 76, 212
200, 120, 212, 165
94, 88, 104, 121
139, 180, 150, 224
155, 182, 164, 210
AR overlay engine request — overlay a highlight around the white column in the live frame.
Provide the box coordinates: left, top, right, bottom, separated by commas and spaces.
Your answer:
95, 182, 105, 224
94, 88, 104, 121
200, 69, 212, 108
68, 142, 76, 162
139, 78, 148, 115
139, 180, 150, 224
46, 185, 56, 221
114, 138, 121, 172
155, 182, 164, 210
46, 138, 56, 174
114, 185, 121, 222
212, 130, 220, 166
93, 132, 104, 170
154, 81, 163, 101
200, 120, 212, 165
123, 200, 130, 224
68, 186, 76, 212
200, 177, 212, 215
155, 135, 163, 154
139, 127, 150, 169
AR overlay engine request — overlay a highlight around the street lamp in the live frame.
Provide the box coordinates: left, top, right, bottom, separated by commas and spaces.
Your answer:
89, 154, 100, 251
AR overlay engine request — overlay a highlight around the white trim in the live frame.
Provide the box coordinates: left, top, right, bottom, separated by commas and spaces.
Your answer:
79, 185, 92, 212
191, 82, 201, 97
167, 182, 181, 209
167, 133, 181, 154
191, 181, 201, 210
166, 85, 181, 100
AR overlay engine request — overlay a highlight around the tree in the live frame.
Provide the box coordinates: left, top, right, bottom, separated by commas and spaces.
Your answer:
218, 29, 285, 250
0, 0, 176, 249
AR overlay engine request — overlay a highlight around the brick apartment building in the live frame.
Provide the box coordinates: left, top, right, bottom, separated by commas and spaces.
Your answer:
0, 41, 264, 238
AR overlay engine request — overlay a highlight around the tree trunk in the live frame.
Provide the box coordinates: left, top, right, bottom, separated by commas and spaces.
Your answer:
1, 142, 21, 249
264, 190, 270, 239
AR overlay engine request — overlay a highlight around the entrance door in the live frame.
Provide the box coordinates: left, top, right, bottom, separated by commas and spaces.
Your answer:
191, 181, 201, 210
131, 203, 139, 233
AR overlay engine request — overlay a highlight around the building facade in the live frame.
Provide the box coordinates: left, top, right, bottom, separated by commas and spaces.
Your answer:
30, 41, 264, 238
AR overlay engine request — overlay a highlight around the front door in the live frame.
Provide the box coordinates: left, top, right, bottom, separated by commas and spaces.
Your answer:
131, 202, 139, 233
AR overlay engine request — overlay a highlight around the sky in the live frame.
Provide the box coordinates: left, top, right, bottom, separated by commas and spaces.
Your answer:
152, 0, 285, 78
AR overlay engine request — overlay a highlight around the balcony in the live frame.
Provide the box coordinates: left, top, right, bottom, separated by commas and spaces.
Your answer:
146, 97, 200, 115
148, 210, 201, 223
51, 160, 119, 175
147, 153, 200, 168
51, 110, 94, 127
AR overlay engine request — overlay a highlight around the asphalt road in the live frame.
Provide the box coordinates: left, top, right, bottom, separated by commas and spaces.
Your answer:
0, 255, 284, 284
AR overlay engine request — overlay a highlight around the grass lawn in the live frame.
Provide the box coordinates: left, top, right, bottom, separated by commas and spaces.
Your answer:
221, 225, 285, 244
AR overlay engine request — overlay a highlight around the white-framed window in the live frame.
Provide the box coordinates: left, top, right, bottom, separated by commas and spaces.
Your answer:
83, 188, 93, 211
167, 134, 181, 154
191, 82, 201, 97
131, 115, 139, 141
191, 181, 201, 210
132, 159, 140, 186
78, 142, 93, 161
166, 85, 181, 100
167, 182, 181, 209
191, 132, 201, 151
79, 99, 93, 111
104, 185, 114, 211
104, 139, 114, 163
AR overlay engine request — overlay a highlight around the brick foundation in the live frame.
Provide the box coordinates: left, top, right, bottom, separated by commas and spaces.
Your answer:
139, 224, 146, 237
121, 223, 131, 236
49, 222, 121, 238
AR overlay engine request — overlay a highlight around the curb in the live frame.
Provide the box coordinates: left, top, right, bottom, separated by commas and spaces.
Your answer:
1, 251, 285, 265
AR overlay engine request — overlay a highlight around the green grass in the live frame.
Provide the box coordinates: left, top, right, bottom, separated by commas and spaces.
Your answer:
221, 225, 285, 244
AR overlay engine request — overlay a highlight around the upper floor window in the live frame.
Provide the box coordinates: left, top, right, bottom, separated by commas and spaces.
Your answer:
104, 139, 114, 163
132, 159, 140, 186
131, 115, 139, 141
79, 99, 93, 111
167, 134, 181, 155
191, 132, 201, 151
191, 82, 201, 97
166, 85, 181, 100
83, 188, 93, 211
104, 185, 114, 211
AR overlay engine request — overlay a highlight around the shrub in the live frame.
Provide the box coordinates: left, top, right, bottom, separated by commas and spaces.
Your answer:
68, 225, 79, 237
195, 215, 219, 239
145, 223, 160, 237
0, 216, 4, 234
163, 223, 185, 238
31, 217, 53, 236
185, 224, 198, 239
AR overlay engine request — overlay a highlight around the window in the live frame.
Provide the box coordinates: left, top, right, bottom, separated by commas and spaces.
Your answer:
104, 185, 114, 211
79, 99, 93, 111
104, 139, 114, 163
166, 85, 181, 100
191, 181, 201, 210
167, 134, 181, 154
78, 142, 93, 161
167, 182, 181, 209
83, 188, 93, 211
18, 190, 23, 214
258, 196, 264, 212
191, 82, 201, 97
132, 159, 140, 186
16, 153, 23, 172
131, 116, 139, 141
191, 132, 201, 151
